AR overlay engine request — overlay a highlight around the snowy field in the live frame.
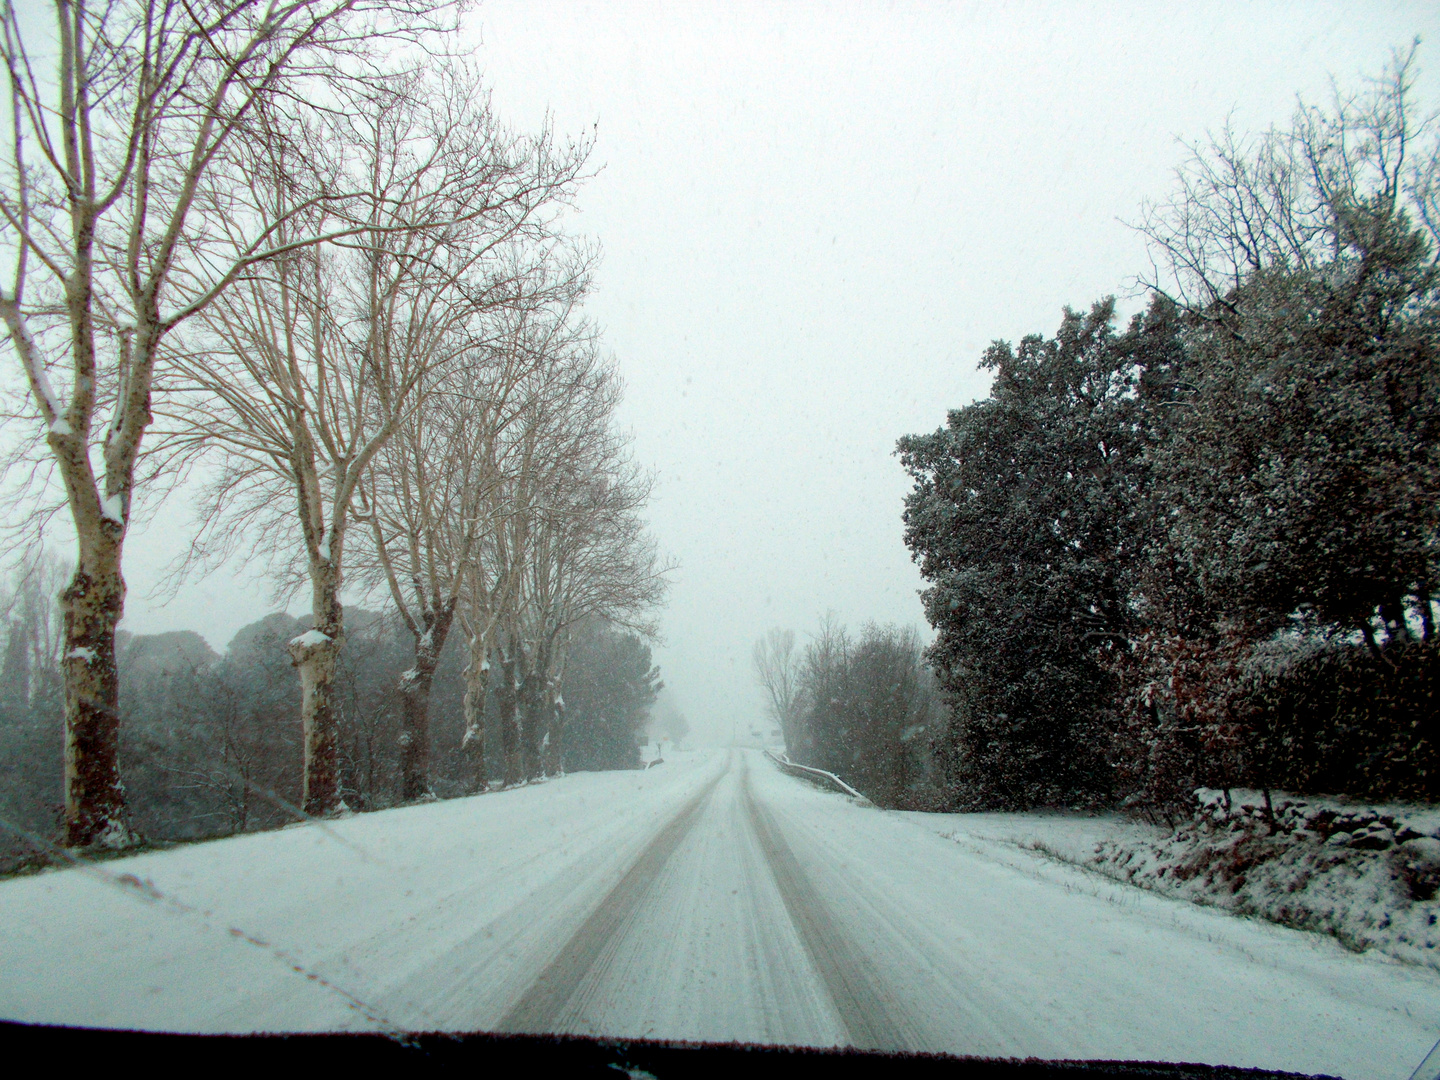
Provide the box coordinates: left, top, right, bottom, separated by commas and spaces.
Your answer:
1, 748, 1437, 1079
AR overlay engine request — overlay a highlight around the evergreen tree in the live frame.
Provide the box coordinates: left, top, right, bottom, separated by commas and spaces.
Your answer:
560, 621, 663, 772
900, 301, 1179, 808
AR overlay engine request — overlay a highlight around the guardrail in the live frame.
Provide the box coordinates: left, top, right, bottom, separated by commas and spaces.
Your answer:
762, 749, 869, 803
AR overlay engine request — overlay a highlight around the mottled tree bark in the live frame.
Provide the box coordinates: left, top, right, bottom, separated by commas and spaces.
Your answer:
541, 689, 566, 776
399, 602, 454, 801
60, 532, 135, 848
461, 636, 491, 793
519, 670, 546, 781
290, 560, 346, 816
495, 653, 521, 786
1381, 596, 1413, 647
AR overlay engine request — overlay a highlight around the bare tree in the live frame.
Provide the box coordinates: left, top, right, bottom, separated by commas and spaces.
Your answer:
460, 328, 668, 785
1135, 46, 1440, 647
0, 549, 69, 702
525, 443, 668, 778
0, 0, 451, 846
357, 259, 592, 800
474, 335, 618, 785
1137, 43, 1440, 315
167, 65, 591, 814
361, 348, 499, 803
752, 628, 805, 755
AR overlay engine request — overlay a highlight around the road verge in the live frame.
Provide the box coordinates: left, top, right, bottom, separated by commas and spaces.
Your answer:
762, 751, 870, 805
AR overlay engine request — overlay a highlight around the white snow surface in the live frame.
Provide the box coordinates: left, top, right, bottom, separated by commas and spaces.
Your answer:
99, 491, 124, 524
0, 748, 1436, 1079
288, 629, 332, 648
903, 790, 1440, 972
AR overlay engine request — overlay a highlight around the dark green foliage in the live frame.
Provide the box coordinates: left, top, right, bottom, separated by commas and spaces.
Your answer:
1240, 639, 1440, 801
901, 56, 1440, 815
116, 613, 407, 837
560, 621, 662, 773
903, 284, 1440, 813
1154, 246, 1440, 644
900, 301, 1179, 808
0, 558, 68, 865
111, 608, 495, 833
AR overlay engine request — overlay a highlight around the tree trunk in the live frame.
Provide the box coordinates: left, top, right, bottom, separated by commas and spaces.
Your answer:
542, 688, 565, 776
60, 537, 136, 849
1362, 620, 1385, 660
397, 666, 436, 802
399, 604, 454, 802
290, 560, 346, 816
461, 636, 491, 794
495, 652, 521, 786
519, 670, 546, 781
1381, 596, 1413, 646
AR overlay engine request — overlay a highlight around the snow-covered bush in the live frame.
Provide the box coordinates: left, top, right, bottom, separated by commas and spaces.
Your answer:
1088, 788, 1440, 968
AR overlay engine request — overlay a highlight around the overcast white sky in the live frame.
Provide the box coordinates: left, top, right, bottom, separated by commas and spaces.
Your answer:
114, 1, 1439, 743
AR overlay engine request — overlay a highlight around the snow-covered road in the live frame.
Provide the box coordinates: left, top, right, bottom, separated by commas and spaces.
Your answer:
1, 748, 1437, 1078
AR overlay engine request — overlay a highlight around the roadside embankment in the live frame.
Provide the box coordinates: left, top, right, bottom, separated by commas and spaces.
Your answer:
906, 790, 1440, 971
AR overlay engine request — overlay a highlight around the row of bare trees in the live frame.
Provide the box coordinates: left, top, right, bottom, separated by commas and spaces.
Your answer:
356, 296, 666, 803
0, 2, 665, 847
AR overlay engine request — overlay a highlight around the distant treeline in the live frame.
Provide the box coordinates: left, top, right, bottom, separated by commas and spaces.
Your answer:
900, 57, 1440, 818
0, 568, 660, 868
754, 620, 943, 809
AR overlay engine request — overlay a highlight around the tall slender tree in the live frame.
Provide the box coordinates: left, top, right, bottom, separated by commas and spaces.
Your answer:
0, 0, 445, 845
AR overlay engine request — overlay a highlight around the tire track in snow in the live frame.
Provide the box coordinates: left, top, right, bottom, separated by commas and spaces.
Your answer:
498, 755, 730, 1033
741, 758, 917, 1052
